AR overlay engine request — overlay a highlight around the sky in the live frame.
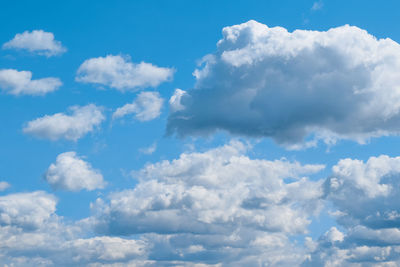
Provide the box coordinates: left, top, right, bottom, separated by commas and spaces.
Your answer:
1, 0, 400, 266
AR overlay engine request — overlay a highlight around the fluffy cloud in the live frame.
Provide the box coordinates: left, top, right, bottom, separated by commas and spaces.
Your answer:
0, 191, 56, 230
91, 141, 325, 265
45, 152, 106, 192
2, 30, 66, 57
113, 91, 164, 121
76, 55, 174, 91
167, 20, 400, 147
0, 191, 148, 266
304, 155, 400, 266
0, 69, 61, 96
23, 104, 105, 141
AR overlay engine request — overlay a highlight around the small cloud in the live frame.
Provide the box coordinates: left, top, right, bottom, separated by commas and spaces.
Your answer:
0, 181, 10, 191
76, 55, 174, 91
3, 30, 66, 57
23, 104, 105, 141
139, 142, 157, 155
0, 69, 61, 96
311, 1, 323, 11
45, 151, 106, 192
113, 91, 164, 121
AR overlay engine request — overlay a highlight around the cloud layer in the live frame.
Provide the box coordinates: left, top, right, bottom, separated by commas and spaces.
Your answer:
3, 143, 400, 266
76, 55, 174, 91
45, 152, 106, 191
2, 30, 66, 57
0, 69, 62, 96
113, 91, 164, 121
167, 20, 400, 147
23, 104, 105, 141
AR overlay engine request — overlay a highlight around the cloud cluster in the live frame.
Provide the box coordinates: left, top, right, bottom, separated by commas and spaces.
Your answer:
4, 143, 400, 266
0, 191, 56, 230
76, 55, 174, 91
0, 69, 62, 96
91, 141, 325, 265
2, 30, 66, 57
45, 152, 106, 191
304, 155, 400, 266
23, 104, 105, 141
113, 91, 164, 121
167, 20, 400, 147
0, 191, 148, 266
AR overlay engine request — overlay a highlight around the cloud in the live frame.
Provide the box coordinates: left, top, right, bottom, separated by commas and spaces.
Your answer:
167, 20, 400, 147
0, 69, 62, 96
2, 30, 66, 57
304, 155, 400, 266
45, 152, 106, 192
0, 182, 10, 191
23, 104, 105, 141
169, 88, 187, 113
113, 91, 164, 121
91, 141, 325, 265
139, 142, 157, 155
311, 1, 323, 11
0, 191, 148, 266
76, 55, 174, 91
0, 191, 57, 230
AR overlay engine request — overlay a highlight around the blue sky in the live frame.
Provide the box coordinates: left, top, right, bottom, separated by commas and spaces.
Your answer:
2, 0, 400, 266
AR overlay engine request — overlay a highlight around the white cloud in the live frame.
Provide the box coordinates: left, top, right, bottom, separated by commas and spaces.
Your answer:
304, 155, 400, 266
23, 104, 105, 141
169, 88, 187, 113
45, 152, 106, 192
0, 191, 56, 230
91, 141, 325, 265
2, 30, 66, 57
0, 190, 148, 266
167, 20, 400, 147
139, 142, 157, 155
113, 91, 164, 121
0, 69, 61, 96
0, 182, 10, 191
76, 55, 174, 91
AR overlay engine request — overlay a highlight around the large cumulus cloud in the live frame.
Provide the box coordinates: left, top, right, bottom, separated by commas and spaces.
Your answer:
91, 141, 325, 265
167, 20, 400, 147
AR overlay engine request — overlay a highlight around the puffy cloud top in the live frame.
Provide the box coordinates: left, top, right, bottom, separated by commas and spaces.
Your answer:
2, 30, 66, 57
168, 20, 400, 147
45, 152, 106, 192
23, 104, 105, 141
76, 55, 174, 91
0, 69, 62, 96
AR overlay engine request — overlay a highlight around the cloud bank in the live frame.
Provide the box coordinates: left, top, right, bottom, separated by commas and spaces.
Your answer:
76, 55, 174, 91
3, 143, 400, 265
167, 20, 400, 147
2, 30, 66, 57
0, 69, 61, 96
